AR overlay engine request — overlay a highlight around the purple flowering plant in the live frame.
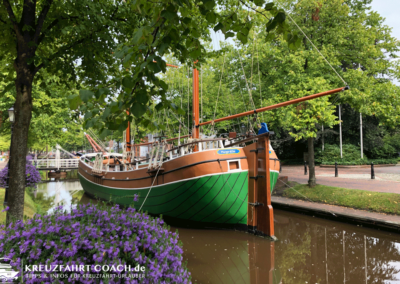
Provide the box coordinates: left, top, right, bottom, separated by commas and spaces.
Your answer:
0, 163, 41, 189
0, 202, 191, 283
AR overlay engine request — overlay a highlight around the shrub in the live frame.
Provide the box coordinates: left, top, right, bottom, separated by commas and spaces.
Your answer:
316, 144, 364, 164
0, 203, 191, 283
281, 159, 304, 165
0, 163, 41, 188
321, 158, 398, 165
368, 143, 397, 159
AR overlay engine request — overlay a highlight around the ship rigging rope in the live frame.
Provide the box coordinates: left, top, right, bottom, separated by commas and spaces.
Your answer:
213, 27, 253, 133
169, 109, 190, 132
237, 78, 253, 132
139, 166, 162, 211
238, 47, 261, 134
286, 13, 348, 86
256, 38, 264, 120
213, 56, 226, 123
139, 143, 164, 211
238, 50, 256, 111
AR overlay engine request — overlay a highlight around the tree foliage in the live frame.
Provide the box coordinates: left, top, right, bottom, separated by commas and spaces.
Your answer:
0, 0, 293, 221
0, 70, 84, 151
73, 0, 294, 137
154, 0, 400, 151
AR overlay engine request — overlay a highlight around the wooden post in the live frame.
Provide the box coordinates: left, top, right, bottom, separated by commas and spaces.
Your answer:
192, 64, 200, 152
246, 132, 276, 240
126, 112, 131, 152
257, 133, 276, 239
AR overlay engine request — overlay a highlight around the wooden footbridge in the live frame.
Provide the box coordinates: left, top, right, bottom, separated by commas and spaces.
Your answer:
28, 145, 79, 171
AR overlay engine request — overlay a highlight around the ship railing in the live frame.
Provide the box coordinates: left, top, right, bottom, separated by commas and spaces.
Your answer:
167, 138, 227, 158
80, 138, 230, 172
106, 138, 229, 170
224, 131, 275, 148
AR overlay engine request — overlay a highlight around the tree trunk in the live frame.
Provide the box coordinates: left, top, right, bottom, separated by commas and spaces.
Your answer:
6, 67, 34, 224
308, 137, 316, 187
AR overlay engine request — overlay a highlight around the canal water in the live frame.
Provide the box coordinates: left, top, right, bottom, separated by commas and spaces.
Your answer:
37, 172, 400, 284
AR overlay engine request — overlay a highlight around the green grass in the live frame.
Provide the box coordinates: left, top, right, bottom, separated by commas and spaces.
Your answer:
283, 184, 400, 215
0, 188, 38, 224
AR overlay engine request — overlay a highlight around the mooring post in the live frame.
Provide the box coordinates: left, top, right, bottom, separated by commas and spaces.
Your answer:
371, 162, 375, 179
304, 161, 307, 175
335, 161, 338, 177
257, 133, 276, 240
245, 132, 276, 240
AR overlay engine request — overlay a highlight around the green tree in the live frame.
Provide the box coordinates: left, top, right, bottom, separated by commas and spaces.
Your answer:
167, 0, 400, 186
243, 0, 399, 186
0, 0, 140, 222
0, 70, 84, 152
1, 0, 292, 222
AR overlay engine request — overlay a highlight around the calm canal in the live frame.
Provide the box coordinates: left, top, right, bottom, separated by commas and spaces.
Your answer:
37, 173, 400, 284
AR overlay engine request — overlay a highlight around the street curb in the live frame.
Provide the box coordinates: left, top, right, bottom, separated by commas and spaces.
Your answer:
320, 164, 397, 168
271, 198, 400, 234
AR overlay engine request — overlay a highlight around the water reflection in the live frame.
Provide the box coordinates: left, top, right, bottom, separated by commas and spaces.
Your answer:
36, 180, 83, 213
39, 177, 400, 283
173, 228, 279, 284
274, 211, 400, 284
175, 210, 400, 284
39, 169, 79, 181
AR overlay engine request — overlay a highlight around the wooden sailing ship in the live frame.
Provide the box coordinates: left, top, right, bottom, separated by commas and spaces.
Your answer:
78, 64, 347, 238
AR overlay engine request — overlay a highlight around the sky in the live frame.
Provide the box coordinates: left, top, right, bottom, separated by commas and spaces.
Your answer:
370, 0, 400, 85
371, 0, 400, 42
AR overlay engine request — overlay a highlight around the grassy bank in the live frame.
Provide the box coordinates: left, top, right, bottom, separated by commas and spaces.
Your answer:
281, 184, 400, 215
0, 188, 38, 224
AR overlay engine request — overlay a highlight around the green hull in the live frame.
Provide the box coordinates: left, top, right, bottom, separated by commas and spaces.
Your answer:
79, 170, 279, 225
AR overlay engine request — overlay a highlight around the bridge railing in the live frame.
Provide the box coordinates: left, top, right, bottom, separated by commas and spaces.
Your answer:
28, 159, 79, 169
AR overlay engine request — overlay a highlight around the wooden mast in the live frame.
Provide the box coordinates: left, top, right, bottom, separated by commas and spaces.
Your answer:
126, 111, 131, 152
192, 62, 200, 152
192, 63, 200, 140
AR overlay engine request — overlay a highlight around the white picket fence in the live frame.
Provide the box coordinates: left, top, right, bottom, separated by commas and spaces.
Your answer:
29, 158, 79, 169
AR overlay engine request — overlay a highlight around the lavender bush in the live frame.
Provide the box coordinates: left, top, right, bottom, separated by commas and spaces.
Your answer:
0, 163, 41, 188
0, 203, 191, 283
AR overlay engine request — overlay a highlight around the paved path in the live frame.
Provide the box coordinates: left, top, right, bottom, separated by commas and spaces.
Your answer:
281, 164, 400, 194
272, 196, 400, 232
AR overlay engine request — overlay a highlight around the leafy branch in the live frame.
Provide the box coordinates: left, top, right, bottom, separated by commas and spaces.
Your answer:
2, 0, 22, 36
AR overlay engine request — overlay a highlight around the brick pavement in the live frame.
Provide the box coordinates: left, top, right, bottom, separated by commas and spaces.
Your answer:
281, 164, 400, 194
